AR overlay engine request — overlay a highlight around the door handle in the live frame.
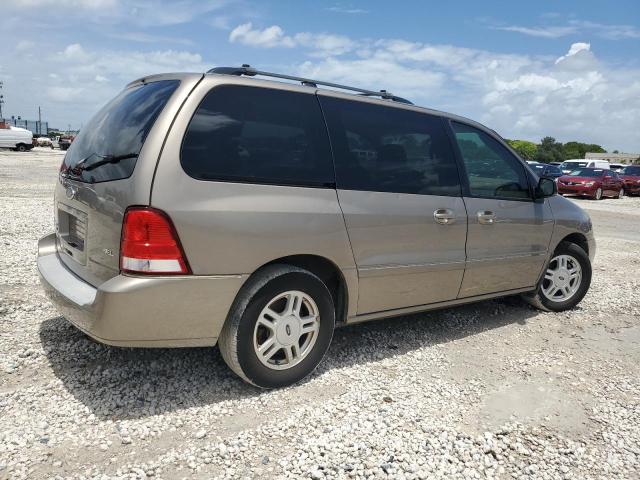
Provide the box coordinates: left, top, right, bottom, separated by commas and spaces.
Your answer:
477, 210, 496, 225
434, 208, 456, 225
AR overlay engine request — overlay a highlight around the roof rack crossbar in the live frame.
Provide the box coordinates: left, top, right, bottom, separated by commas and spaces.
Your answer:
207, 65, 413, 105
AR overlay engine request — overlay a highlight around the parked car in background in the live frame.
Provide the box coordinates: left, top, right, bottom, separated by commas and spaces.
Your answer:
35, 136, 56, 148
37, 67, 595, 388
609, 163, 626, 173
558, 168, 625, 200
58, 135, 74, 151
549, 161, 562, 166
620, 165, 640, 196
528, 162, 563, 180
560, 159, 610, 174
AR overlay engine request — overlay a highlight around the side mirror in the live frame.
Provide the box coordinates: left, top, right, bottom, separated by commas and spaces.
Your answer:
535, 176, 556, 201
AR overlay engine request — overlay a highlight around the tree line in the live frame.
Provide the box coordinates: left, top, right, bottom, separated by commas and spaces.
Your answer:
504, 137, 607, 163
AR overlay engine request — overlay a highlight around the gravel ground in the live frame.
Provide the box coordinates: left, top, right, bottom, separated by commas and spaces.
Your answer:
1, 148, 639, 479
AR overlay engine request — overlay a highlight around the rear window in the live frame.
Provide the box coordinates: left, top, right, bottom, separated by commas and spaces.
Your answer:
61, 80, 179, 183
180, 85, 334, 187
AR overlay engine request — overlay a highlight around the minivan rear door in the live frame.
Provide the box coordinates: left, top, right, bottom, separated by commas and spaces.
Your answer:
319, 93, 467, 315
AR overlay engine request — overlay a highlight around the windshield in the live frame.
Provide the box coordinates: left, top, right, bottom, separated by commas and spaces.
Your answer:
561, 161, 588, 170
622, 166, 640, 175
546, 165, 561, 174
568, 168, 603, 177
61, 80, 179, 183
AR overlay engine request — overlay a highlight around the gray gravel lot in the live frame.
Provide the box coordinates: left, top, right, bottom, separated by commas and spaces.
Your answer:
1, 148, 639, 479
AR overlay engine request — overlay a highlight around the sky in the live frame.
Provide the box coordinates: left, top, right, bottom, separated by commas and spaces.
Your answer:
1, 0, 639, 151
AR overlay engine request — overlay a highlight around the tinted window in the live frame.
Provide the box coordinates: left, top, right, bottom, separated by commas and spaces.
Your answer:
62, 80, 179, 183
622, 166, 640, 175
452, 122, 530, 199
320, 96, 460, 196
568, 168, 603, 177
561, 161, 588, 170
181, 85, 333, 187
545, 165, 561, 174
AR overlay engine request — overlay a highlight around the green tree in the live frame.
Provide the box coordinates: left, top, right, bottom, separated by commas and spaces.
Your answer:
506, 139, 538, 160
562, 141, 605, 160
534, 137, 564, 163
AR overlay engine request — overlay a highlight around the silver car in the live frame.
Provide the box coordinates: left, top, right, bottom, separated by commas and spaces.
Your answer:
38, 66, 595, 388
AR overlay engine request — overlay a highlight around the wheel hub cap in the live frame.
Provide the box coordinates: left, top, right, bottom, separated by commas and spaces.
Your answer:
277, 316, 300, 346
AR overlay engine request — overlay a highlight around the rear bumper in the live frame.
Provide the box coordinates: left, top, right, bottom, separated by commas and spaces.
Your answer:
37, 233, 247, 347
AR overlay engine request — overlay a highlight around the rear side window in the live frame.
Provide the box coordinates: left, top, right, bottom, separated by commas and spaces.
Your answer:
319, 96, 460, 196
181, 85, 334, 187
62, 80, 179, 183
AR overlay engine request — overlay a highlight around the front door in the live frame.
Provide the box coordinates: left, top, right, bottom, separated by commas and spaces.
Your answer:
449, 121, 554, 297
319, 94, 467, 314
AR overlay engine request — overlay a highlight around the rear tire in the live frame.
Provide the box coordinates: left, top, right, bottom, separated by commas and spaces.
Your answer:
523, 241, 591, 312
218, 264, 335, 388
16, 144, 27, 152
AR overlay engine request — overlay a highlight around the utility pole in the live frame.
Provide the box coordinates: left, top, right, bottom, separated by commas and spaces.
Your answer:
0, 81, 4, 120
38, 106, 42, 135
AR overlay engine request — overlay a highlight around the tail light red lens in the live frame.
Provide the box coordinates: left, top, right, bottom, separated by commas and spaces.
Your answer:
120, 207, 190, 275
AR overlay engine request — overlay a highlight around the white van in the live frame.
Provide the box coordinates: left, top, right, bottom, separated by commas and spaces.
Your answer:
0, 125, 34, 152
560, 159, 610, 174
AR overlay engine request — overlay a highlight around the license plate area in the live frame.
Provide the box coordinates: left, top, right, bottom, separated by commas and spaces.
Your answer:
57, 203, 88, 264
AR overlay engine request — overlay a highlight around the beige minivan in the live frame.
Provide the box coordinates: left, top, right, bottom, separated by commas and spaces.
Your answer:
38, 66, 595, 388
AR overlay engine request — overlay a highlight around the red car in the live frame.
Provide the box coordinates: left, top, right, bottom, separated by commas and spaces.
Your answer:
557, 168, 625, 200
620, 165, 640, 196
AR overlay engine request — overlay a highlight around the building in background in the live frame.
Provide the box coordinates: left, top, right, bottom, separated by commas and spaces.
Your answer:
586, 152, 640, 165
3, 116, 48, 136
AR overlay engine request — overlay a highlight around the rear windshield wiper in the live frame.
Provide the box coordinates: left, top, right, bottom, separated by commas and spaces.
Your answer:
81, 153, 139, 172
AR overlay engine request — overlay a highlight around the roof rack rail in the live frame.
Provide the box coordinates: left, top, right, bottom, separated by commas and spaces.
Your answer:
207, 64, 413, 105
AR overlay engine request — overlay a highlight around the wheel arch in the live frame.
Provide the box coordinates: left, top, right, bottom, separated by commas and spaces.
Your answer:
558, 232, 589, 256
255, 254, 350, 325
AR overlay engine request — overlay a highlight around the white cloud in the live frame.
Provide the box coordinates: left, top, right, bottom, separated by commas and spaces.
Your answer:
229, 23, 295, 48
229, 23, 357, 56
255, 34, 640, 151
495, 19, 640, 40
495, 25, 577, 39
326, 6, 368, 14
62, 43, 92, 62
2, 43, 208, 129
7, 0, 229, 27
16, 40, 35, 52
14, 0, 117, 8
554, 42, 598, 71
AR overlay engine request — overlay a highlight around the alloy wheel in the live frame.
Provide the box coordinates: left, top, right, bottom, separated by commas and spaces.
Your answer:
253, 290, 320, 370
541, 254, 582, 302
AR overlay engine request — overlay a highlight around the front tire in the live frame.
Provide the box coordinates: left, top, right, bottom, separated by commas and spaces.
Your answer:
218, 264, 335, 388
593, 187, 603, 200
16, 144, 27, 152
523, 241, 591, 312
617, 188, 624, 199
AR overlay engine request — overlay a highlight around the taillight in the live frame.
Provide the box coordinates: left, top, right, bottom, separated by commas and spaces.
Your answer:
120, 207, 191, 275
